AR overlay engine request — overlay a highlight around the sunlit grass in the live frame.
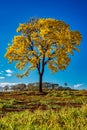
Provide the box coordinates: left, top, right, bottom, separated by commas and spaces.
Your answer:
0, 90, 87, 129
0, 105, 87, 130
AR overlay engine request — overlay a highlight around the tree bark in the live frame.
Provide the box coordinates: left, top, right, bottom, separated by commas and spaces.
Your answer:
39, 74, 43, 92
37, 55, 45, 92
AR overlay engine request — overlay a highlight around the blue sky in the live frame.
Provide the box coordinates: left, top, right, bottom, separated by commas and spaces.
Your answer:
0, 0, 87, 89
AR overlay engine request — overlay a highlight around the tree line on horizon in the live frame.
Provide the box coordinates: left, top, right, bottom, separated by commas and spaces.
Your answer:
3, 82, 72, 92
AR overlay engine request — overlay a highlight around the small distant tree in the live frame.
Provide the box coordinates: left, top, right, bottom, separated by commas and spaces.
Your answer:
4, 85, 9, 91
64, 82, 68, 87
5, 18, 82, 92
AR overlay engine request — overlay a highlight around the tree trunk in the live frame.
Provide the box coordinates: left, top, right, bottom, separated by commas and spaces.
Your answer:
39, 74, 43, 92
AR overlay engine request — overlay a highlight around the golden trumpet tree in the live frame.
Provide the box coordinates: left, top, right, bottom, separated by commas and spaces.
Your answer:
5, 18, 82, 92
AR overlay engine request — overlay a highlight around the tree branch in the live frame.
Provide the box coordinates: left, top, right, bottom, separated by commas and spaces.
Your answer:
37, 60, 41, 75
41, 55, 45, 75
44, 57, 51, 65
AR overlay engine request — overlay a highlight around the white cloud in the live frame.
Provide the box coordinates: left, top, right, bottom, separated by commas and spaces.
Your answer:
74, 84, 83, 89
6, 74, 12, 77
5, 69, 13, 74
0, 82, 18, 87
0, 77, 5, 79
0, 70, 13, 77
0, 82, 28, 88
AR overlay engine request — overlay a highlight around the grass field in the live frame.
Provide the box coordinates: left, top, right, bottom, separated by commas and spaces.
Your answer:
0, 89, 87, 129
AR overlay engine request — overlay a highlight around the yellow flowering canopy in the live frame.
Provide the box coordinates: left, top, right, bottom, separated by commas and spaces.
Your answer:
5, 18, 82, 77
